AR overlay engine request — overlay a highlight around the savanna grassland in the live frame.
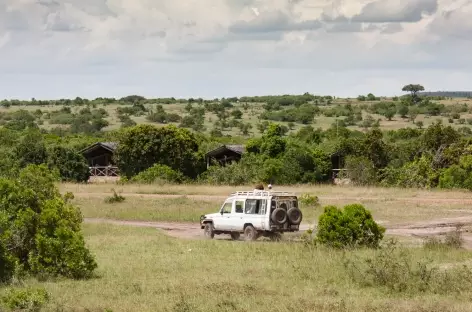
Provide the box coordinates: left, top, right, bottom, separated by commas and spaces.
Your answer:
4, 90, 472, 311
3, 183, 472, 312
2, 93, 472, 137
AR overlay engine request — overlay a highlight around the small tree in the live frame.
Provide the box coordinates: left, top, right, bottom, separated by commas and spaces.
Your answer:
315, 204, 385, 248
47, 146, 90, 182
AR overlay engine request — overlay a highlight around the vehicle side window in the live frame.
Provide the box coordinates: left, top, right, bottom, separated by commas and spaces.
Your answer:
245, 199, 261, 214
221, 202, 232, 214
260, 199, 266, 215
235, 201, 244, 214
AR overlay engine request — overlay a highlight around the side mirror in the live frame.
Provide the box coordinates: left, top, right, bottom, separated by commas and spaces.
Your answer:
220, 211, 224, 215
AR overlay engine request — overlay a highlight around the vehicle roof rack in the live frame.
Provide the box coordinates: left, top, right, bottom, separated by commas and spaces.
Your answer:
229, 191, 296, 197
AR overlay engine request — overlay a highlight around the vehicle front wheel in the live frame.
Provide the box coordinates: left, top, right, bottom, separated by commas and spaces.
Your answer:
230, 232, 240, 240
244, 225, 259, 241
204, 223, 215, 239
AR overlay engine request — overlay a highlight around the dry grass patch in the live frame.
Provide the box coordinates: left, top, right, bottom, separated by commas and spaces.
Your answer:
74, 196, 219, 222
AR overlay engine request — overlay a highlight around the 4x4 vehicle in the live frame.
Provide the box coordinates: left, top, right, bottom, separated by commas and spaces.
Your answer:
200, 191, 302, 241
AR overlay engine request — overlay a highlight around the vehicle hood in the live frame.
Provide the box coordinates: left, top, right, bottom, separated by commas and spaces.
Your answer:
203, 213, 221, 219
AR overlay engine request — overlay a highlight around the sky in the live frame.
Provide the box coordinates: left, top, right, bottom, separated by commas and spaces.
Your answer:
0, 0, 471, 100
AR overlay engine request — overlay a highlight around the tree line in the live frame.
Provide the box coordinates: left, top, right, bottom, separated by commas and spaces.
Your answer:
2, 115, 472, 191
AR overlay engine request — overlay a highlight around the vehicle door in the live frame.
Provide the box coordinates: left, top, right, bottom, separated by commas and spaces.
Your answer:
230, 199, 246, 231
244, 198, 265, 230
214, 200, 233, 231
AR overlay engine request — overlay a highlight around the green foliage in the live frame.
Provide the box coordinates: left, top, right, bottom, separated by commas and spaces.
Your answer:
131, 164, 184, 184
315, 204, 385, 249
381, 155, 436, 188
0, 165, 97, 283
341, 156, 377, 186
47, 145, 90, 182
201, 154, 263, 185
114, 124, 203, 179
439, 155, 472, 190
299, 193, 320, 207
421, 120, 460, 152
14, 130, 48, 168
104, 189, 126, 204
1, 287, 50, 312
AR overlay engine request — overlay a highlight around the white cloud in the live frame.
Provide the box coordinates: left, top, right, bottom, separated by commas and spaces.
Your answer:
0, 0, 471, 99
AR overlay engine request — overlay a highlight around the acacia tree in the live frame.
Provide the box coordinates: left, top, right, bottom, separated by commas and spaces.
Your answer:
402, 84, 425, 104
114, 124, 204, 178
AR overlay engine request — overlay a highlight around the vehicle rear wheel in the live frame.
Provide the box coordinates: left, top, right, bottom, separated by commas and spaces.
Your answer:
271, 208, 287, 225
204, 223, 215, 239
244, 225, 258, 241
230, 232, 240, 240
287, 208, 303, 225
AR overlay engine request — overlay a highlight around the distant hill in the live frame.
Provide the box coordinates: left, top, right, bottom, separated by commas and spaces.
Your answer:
420, 91, 472, 98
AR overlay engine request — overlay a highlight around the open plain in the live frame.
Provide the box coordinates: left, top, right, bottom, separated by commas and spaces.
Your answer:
4, 182, 471, 311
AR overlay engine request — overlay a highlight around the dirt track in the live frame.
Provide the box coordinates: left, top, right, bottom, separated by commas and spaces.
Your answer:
84, 215, 472, 248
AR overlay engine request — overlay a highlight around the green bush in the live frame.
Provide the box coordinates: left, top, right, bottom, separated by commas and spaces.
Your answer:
340, 156, 377, 186
439, 155, 472, 190
47, 145, 90, 182
1, 287, 50, 312
201, 154, 263, 185
104, 189, 126, 204
299, 193, 320, 207
131, 164, 184, 184
0, 164, 97, 283
315, 204, 385, 248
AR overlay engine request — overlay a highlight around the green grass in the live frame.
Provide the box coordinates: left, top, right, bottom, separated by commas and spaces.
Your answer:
66, 183, 472, 225
3, 224, 472, 312
75, 196, 219, 222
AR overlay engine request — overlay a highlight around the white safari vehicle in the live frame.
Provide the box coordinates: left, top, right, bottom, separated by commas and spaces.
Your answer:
200, 190, 302, 241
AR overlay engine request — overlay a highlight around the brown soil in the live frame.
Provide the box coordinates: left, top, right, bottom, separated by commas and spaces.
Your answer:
84, 216, 472, 248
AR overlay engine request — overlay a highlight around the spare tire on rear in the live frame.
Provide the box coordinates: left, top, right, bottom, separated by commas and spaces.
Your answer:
287, 208, 303, 225
271, 208, 287, 225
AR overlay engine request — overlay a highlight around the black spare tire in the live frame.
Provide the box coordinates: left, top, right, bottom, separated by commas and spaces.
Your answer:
287, 208, 303, 225
271, 208, 287, 225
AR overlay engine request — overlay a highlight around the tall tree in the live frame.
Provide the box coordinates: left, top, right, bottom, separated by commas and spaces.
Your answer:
114, 124, 203, 178
402, 84, 425, 104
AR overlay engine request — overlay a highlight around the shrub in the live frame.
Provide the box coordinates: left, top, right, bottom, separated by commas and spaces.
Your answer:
314, 204, 385, 248
131, 164, 184, 184
104, 189, 126, 204
439, 155, 472, 190
0, 165, 97, 282
47, 145, 90, 183
1, 287, 50, 312
423, 226, 464, 250
299, 193, 320, 207
340, 156, 377, 186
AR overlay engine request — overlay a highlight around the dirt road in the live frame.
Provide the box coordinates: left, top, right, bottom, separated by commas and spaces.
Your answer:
84, 215, 472, 247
